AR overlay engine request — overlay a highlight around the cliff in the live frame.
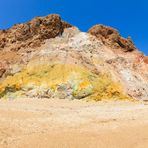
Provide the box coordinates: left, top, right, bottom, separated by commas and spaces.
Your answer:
0, 14, 148, 101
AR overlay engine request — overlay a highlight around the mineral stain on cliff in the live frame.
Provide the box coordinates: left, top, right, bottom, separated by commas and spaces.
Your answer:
0, 63, 130, 101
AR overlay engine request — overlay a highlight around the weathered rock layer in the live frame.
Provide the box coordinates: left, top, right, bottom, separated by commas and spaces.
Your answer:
0, 14, 72, 51
88, 24, 136, 52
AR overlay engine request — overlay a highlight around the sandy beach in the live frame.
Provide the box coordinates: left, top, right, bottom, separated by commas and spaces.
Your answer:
0, 98, 148, 148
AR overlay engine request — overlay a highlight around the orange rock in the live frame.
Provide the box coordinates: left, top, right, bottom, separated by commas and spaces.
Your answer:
88, 24, 136, 52
0, 14, 72, 50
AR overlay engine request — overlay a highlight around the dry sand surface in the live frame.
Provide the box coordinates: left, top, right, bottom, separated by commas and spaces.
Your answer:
0, 98, 148, 148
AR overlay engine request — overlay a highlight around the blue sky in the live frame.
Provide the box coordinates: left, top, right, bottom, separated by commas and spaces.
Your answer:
0, 0, 148, 55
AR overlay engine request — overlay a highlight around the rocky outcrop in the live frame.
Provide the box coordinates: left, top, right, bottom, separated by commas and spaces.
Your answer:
88, 24, 136, 52
0, 14, 72, 51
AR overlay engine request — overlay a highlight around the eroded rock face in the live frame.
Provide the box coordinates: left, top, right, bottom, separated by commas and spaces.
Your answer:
0, 14, 72, 51
88, 24, 136, 52
0, 14, 148, 101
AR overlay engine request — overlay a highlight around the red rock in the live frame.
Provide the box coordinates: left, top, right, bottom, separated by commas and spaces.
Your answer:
88, 24, 136, 52
0, 14, 72, 50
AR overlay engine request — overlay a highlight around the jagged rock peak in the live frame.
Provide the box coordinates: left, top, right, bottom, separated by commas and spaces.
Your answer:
0, 14, 72, 50
88, 24, 136, 52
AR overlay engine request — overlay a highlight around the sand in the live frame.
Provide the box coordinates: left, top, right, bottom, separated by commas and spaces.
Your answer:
0, 98, 148, 148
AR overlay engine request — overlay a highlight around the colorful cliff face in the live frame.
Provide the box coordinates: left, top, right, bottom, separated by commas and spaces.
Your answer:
0, 14, 148, 100
0, 63, 129, 100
